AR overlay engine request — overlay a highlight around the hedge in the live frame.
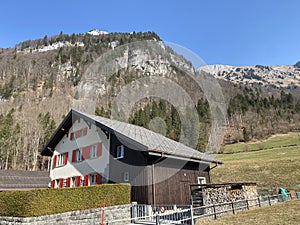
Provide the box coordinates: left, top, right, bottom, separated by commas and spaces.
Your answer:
0, 184, 131, 217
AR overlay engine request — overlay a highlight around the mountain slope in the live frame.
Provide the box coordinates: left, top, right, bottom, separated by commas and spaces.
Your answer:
0, 31, 299, 171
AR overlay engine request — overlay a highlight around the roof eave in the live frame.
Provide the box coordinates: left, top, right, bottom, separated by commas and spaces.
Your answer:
148, 150, 222, 165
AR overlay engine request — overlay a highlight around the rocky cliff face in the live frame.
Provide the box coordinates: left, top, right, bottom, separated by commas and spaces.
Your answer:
0, 31, 299, 170
199, 64, 300, 89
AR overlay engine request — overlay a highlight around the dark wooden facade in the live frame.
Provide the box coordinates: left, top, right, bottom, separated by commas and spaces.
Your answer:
108, 132, 210, 205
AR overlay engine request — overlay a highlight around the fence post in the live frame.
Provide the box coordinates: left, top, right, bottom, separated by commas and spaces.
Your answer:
190, 205, 194, 225
258, 197, 261, 207
268, 196, 271, 206
213, 204, 217, 220
155, 211, 160, 225
231, 202, 235, 214
131, 204, 138, 223
246, 199, 249, 210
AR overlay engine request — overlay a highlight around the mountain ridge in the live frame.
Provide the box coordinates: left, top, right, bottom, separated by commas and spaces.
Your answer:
199, 63, 300, 89
0, 31, 299, 171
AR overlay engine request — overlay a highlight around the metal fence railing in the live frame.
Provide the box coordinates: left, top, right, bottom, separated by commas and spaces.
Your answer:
103, 192, 300, 225
193, 192, 300, 222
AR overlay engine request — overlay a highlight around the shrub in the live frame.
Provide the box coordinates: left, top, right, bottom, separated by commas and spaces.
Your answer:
0, 184, 130, 217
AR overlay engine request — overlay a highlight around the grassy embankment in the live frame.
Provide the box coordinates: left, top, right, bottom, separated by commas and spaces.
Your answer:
196, 199, 300, 225
220, 132, 300, 153
211, 132, 300, 193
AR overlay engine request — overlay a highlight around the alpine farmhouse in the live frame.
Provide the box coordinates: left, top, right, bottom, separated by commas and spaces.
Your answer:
41, 109, 222, 205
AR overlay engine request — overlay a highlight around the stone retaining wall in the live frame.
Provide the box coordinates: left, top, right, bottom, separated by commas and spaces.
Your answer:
0, 204, 132, 225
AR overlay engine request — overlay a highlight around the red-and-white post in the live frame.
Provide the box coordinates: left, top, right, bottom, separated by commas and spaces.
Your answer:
101, 199, 107, 225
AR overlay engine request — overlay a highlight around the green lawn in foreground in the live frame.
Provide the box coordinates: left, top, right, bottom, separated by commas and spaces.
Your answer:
220, 132, 300, 153
196, 199, 300, 225
211, 146, 300, 193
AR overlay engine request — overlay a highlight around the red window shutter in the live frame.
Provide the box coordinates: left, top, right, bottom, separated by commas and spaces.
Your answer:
59, 179, 64, 188
51, 180, 55, 188
97, 143, 102, 157
84, 174, 89, 186
66, 177, 71, 188
64, 152, 68, 165
53, 155, 57, 167
70, 132, 74, 140
83, 127, 88, 136
72, 150, 76, 162
76, 130, 81, 138
96, 173, 102, 185
82, 146, 90, 160
76, 176, 81, 187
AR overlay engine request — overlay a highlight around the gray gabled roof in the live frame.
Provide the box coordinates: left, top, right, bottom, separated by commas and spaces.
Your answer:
78, 110, 221, 164
41, 109, 222, 164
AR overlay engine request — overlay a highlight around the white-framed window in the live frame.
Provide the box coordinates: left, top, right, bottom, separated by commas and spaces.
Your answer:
90, 174, 97, 186
71, 177, 76, 187
57, 154, 65, 167
56, 179, 61, 188
123, 172, 129, 182
197, 177, 206, 185
76, 149, 82, 162
81, 176, 85, 187
90, 144, 98, 158
116, 145, 124, 159
63, 178, 67, 188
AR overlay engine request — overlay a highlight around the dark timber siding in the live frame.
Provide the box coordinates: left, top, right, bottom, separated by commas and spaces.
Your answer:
147, 161, 210, 205
109, 133, 150, 203
109, 133, 211, 205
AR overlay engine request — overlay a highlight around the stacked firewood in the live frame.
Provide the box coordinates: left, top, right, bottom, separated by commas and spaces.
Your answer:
204, 187, 229, 205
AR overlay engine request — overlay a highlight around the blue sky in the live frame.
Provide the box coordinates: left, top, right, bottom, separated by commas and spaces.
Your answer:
1, 0, 300, 66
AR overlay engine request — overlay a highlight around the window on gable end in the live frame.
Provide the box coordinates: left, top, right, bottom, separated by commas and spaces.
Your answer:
116, 145, 124, 159
90, 174, 97, 186
76, 149, 82, 162
56, 152, 68, 167
90, 144, 98, 158
71, 177, 76, 187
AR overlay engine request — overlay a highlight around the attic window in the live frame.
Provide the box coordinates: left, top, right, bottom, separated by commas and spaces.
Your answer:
69, 127, 88, 141
115, 145, 124, 159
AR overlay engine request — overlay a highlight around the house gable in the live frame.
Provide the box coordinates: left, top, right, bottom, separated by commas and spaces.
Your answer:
49, 117, 110, 187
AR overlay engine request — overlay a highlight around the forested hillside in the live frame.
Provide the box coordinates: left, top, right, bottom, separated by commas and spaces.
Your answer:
0, 31, 299, 171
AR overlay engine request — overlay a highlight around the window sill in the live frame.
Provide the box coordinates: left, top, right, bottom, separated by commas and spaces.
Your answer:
90, 156, 98, 159
114, 156, 124, 160
54, 164, 67, 168
72, 160, 83, 163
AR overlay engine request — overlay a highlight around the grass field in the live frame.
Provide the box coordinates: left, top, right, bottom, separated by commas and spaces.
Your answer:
196, 199, 300, 225
220, 132, 300, 154
212, 145, 300, 194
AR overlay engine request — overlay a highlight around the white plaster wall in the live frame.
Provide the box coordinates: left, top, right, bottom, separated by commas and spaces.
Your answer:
50, 119, 110, 182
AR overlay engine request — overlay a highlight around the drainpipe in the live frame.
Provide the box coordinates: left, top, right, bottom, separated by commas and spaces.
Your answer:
152, 164, 156, 206
210, 162, 220, 170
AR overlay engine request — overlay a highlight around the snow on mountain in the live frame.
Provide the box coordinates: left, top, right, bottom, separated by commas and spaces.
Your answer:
87, 29, 109, 36
198, 64, 300, 88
